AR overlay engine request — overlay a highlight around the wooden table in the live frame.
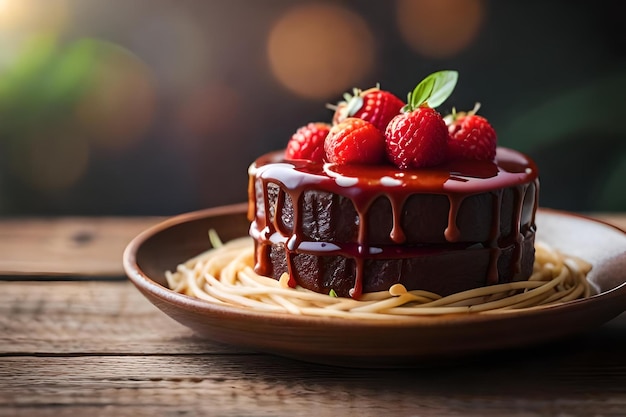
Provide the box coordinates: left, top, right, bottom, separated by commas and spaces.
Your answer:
1, 213, 625, 416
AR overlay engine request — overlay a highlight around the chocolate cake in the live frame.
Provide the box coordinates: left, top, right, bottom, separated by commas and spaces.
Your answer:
248, 147, 539, 298
247, 71, 539, 299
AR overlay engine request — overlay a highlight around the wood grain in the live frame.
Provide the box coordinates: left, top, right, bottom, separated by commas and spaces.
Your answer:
0, 280, 625, 416
0, 217, 162, 277
0, 281, 243, 355
1, 353, 625, 416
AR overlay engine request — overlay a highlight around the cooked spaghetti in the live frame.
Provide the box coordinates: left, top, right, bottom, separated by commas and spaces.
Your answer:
165, 235, 592, 320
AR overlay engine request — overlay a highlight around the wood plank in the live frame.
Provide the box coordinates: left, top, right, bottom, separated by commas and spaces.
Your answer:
0, 213, 623, 278
1, 281, 625, 416
0, 217, 163, 277
0, 354, 624, 416
0, 281, 244, 355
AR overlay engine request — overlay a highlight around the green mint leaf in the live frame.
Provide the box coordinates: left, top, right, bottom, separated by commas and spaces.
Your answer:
409, 77, 435, 109
425, 70, 458, 108
329, 289, 338, 297
407, 70, 459, 110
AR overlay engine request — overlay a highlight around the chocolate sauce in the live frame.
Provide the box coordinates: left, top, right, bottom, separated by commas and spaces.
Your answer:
248, 147, 539, 299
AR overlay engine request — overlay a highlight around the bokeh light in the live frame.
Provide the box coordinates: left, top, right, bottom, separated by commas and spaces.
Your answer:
396, 0, 485, 58
0, 0, 70, 75
0, 36, 156, 193
0, 1, 623, 214
267, 3, 375, 99
0, 34, 90, 192
0, 0, 69, 33
129, 6, 211, 96
74, 40, 156, 152
176, 82, 241, 140
10, 127, 89, 191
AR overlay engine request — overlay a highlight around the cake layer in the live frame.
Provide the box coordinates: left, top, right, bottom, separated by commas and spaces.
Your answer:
258, 183, 537, 245
248, 147, 539, 298
265, 232, 535, 297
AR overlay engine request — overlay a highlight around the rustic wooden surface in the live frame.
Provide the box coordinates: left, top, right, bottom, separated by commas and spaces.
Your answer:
0, 213, 625, 416
0, 217, 162, 277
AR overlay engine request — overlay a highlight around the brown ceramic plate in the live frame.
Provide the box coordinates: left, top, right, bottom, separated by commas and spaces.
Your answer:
123, 204, 626, 367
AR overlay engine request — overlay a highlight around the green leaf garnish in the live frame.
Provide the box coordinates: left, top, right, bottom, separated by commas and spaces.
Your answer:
406, 70, 458, 111
427, 70, 458, 108
329, 289, 338, 297
208, 229, 224, 248
408, 77, 435, 110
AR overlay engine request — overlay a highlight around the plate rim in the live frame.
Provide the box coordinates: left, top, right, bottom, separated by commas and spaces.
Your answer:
122, 204, 626, 330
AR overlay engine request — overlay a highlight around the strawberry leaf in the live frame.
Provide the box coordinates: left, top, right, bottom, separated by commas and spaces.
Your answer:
426, 70, 458, 108
409, 77, 435, 109
407, 70, 458, 111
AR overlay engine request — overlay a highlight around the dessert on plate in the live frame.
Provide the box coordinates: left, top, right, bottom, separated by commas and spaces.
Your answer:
248, 71, 539, 299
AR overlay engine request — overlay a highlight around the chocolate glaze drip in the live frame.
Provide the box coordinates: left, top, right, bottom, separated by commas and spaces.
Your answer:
248, 147, 539, 299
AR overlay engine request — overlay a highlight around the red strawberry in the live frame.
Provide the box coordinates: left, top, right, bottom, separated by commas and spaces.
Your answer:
324, 118, 386, 165
384, 70, 458, 169
385, 107, 448, 169
285, 122, 331, 162
446, 107, 497, 161
329, 87, 404, 131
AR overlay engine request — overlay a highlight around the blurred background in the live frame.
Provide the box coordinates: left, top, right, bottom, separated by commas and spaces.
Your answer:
0, 0, 624, 217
